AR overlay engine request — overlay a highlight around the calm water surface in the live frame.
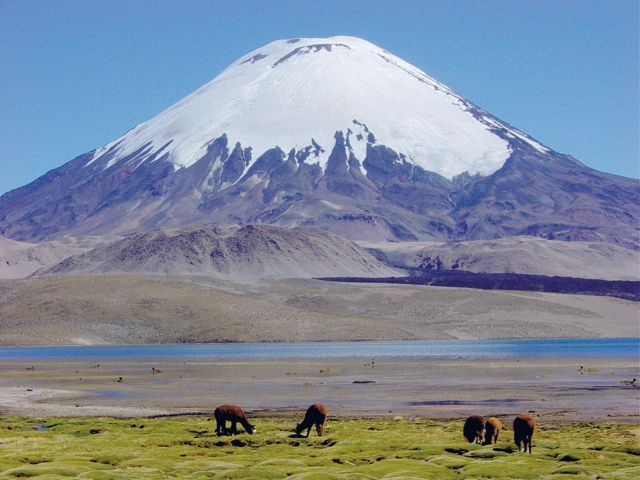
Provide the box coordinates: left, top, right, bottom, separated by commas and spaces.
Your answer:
0, 338, 637, 361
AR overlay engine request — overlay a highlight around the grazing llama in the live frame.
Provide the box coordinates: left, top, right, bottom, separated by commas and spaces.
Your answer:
483, 417, 502, 445
296, 404, 327, 437
214, 404, 256, 435
513, 413, 536, 453
463, 415, 485, 444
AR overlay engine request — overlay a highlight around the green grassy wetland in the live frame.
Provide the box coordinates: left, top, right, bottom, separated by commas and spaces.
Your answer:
1, 416, 638, 479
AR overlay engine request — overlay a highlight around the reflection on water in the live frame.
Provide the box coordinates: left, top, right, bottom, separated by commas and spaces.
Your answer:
0, 338, 637, 360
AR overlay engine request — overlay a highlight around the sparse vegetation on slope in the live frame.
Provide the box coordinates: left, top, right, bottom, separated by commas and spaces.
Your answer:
33, 225, 398, 280
1, 275, 637, 345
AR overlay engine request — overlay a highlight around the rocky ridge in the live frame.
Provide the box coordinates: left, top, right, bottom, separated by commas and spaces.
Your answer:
33, 225, 398, 280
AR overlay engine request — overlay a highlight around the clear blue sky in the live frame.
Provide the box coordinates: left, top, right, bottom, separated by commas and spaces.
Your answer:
1, 0, 638, 195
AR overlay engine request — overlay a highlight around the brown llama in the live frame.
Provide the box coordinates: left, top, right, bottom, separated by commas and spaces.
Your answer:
295, 404, 327, 437
214, 404, 256, 435
483, 417, 502, 445
513, 413, 536, 453
463, 415, 485, 444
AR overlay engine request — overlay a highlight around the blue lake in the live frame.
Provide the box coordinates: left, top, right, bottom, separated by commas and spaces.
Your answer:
0, 338, 637, 361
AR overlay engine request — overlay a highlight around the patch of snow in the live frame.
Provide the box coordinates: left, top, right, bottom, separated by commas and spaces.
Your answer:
87, 36, 520, 179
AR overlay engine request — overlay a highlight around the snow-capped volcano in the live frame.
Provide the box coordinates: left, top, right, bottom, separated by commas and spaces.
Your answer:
88, 36, 536, 179
1, 36, 637, 248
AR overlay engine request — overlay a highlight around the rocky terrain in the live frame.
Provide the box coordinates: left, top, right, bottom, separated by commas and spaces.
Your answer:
325, 271, 639, 301
359, 236, 640, 281
31, 225, 398, 280
3, 229, 637, 282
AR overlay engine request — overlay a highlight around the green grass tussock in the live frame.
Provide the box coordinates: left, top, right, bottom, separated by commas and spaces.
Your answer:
0, 416, 638, 479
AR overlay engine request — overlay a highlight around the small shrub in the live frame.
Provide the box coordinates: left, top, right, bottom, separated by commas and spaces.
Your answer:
557, 452, 581, 462
552, 464, 595, 475
461, 463, 540, 479
464, 449, 509, 459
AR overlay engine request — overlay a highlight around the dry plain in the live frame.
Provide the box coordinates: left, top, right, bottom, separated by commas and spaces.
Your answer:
1, 275, 638, 345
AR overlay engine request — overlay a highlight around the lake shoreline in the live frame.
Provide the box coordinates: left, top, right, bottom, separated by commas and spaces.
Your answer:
2, 338, 638, 360
1, 353, 638, 424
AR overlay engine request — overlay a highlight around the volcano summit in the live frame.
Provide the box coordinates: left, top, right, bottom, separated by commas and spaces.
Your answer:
1, 36, 637, 248
88, 36, 516, 179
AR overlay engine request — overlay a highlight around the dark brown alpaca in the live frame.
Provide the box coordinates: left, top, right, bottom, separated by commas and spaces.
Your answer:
295, 404, 327, 437
513, 413, 536, 453
483, 417, 502, 445
463, 415, 485, 444
214, 404, 256, 435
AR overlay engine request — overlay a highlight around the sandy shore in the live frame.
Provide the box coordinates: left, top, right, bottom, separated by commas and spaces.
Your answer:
1, 355, 638, 424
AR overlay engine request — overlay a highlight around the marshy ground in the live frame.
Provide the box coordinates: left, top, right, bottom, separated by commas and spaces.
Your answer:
1, 415, 639, 479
